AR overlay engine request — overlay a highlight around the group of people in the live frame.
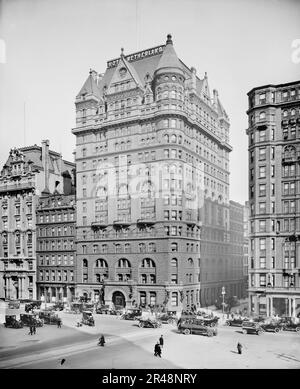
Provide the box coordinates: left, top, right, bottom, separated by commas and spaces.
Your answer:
154, 335, 164, 357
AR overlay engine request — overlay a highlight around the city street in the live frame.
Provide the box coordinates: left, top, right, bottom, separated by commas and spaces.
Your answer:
0, 307, 299, 369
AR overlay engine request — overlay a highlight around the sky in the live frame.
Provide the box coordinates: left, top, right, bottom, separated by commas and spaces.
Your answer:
0, 0, 299, 204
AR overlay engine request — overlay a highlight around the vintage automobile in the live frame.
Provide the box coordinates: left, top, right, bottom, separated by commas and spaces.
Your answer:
25, 300, 42, 312
280, 317, 300, 333
4, 315, 23, 328
121, 309, 142, 320
225, 318, 246, 327
38, 310, 60, 325
178, 318, 218, 337
7, 300, 20, 309
242, 321, 263, 335
138, 317, 162, 328
96, 304, 111, 314
20, 313, 44, 327
69, 302, 83, 314
260, 321, 283, 333
157, 313, 178, 325
81, 310, 95, 326
199, 317, 220, 327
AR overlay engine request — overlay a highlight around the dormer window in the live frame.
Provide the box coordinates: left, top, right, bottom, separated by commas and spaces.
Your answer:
119, 67, 127, 78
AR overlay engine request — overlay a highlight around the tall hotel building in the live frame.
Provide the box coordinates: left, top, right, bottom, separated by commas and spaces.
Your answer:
246, 81, 300, 318
72, 35, 233, 311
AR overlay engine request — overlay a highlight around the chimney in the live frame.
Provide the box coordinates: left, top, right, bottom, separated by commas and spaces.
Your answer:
41, 139, 50, 195
190, 67, 197, 92
213, 89, 219, 109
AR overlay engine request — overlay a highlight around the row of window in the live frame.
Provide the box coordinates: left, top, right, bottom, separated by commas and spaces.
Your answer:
38, 213, 75, 223
38, 226, 75, 237
250, 274, 296, 288
81, 257, 194, 269
38, 240, 74, 251
1, 216, 32, 229
39, 254, 74, 266
39, 270, 74, 282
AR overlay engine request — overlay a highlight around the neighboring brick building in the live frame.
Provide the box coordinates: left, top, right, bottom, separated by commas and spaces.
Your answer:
246, 80, 300, 318
0, 141, 74, 300
243, 201, 250, 296
36, 192, 76, 303
72, 34, 235, 311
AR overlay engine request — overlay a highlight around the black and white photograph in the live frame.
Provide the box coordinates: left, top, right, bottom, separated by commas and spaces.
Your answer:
0, 0, 300, 375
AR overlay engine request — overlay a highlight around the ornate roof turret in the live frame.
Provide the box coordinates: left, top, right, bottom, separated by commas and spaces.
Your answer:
154, 34, 183, 77
76, 70, 102, 101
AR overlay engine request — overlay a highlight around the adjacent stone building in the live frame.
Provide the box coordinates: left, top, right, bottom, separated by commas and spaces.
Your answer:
0, 141, 74, 300
72, 34, 237, 311
246, 80, 300, 317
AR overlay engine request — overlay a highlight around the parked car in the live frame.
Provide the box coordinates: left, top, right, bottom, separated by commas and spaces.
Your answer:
69, 302, 83, 314
280, 317, 300, 333
96, 304, 111, 314
4, 315, 23, 328
225, 318, 246, 327
157, 313, 177, 325
7, 300, 20, 309
199, 317, 220, 327
260, 321, 283, 333
178, 318, 218, 337
20, 313, 44, 327
242, 321, 263, 335
38, 311, 60, 325
138, 317, 162, 328
81, 311, 95, 326
121, 309, 142, 320
25, 301, 42, 312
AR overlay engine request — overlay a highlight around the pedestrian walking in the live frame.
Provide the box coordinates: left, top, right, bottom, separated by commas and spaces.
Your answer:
237, 342, 243, 355
98, 334, 105, 346
154, 342, 161, 357
33, 324, 36, 335
159, 335, 164, 349
57, 318, 62, 328
29, 326, 33, 335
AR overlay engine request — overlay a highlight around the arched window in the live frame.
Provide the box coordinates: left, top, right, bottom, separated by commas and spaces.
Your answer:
96, 186, 107, 198
259, 111, 266, 120
188, 258, 194, 267
164, 134, 169, 143
117, 258, 131, 268
171, 258, 178, 267
171, 134, 177, 143
83, 259, 88, 268
171, 243, 178, 252
95, 259, 108, 268
140, 258, 156, 268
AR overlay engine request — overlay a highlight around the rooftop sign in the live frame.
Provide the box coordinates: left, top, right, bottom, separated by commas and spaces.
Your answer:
107, 45, 165, 69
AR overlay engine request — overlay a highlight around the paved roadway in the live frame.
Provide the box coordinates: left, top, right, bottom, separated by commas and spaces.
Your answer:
0, 307, 300, 369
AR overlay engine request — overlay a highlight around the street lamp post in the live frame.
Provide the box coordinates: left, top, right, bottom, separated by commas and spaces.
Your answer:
221, 286, 226, 316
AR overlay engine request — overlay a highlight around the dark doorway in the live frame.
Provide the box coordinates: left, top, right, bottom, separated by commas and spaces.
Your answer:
112, 291, 126, 308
